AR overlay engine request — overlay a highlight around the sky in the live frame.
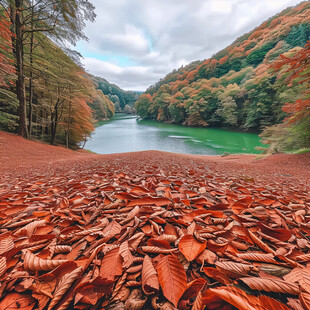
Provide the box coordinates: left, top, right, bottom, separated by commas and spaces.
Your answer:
76, 0, 303, 91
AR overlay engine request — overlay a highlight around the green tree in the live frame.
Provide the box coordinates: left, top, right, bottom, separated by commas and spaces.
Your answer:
135, 94, 153, 119
216, 96, 238, 127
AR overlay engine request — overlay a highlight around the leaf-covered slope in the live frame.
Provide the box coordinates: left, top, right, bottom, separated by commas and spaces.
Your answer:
0, 137, 309, 309
135, 2, 310, 132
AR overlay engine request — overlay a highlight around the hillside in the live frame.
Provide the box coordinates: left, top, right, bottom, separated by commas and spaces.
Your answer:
91, 75, 141, 115
135, 1, 310, 151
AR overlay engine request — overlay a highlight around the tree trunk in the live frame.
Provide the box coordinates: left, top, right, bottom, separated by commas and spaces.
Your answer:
28, 2, 34, 138
15, 0, 28, 138
51, 98, 60, 145
66, 101, 71, 148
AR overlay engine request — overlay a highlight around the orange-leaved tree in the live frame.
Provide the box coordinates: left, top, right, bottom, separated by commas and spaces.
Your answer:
261, 41, 310, 151
273, 41, 310, 122
0, 14, 15, 86
0, 14, 17, 130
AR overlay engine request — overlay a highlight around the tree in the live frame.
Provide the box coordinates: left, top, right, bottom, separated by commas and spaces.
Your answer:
261, 41, 310, 151
135, 94, 152, 119
0, 13, 17, 130
216, 96, 238, 127
1, 0, 96, 138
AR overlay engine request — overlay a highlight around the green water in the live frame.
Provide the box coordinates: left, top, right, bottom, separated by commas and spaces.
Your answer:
85, 114, 263, 155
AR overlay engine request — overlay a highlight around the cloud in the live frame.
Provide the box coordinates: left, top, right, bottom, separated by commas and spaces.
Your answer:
78, 0, 302, 91
96, 25, 150, 57
83, 57, 162, 91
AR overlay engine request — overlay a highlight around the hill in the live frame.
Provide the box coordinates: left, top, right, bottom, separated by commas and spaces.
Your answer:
91, 75, 141, 116
135, 1, 310, 151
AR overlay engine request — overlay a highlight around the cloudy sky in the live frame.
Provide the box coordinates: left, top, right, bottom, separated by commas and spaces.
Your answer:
76, 0, 303, 91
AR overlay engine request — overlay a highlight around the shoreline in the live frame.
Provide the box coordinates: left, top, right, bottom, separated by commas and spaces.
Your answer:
1, 131, 309, 190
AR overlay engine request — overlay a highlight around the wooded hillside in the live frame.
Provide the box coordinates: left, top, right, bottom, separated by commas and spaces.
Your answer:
135, 2, 310, 152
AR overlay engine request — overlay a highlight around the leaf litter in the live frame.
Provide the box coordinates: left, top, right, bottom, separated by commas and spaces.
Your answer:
0, 146, 310, 309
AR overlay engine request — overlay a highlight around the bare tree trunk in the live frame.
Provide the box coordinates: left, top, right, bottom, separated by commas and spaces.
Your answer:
28, 1, 34, 138
15, 0, 28, 138
66, 101, 71, 148
51, 98, 60, 145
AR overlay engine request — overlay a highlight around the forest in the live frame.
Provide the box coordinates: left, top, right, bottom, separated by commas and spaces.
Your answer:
0, 0, 137, 147
135, 2, 310, 152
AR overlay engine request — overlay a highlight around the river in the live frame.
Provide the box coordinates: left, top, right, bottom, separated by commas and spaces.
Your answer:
84, 114, 263, 155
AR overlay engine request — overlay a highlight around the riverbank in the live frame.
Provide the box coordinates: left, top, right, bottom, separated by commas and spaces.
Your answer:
1, 130, 310, 309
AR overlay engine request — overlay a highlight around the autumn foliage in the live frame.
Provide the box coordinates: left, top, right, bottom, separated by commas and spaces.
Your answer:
260, 41, 310, 151
273, 41, 310, 123
135, 2, 310, 151
0, 15, 15, 86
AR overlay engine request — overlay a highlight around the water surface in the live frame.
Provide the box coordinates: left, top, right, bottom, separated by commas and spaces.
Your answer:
85, 115, 263, 155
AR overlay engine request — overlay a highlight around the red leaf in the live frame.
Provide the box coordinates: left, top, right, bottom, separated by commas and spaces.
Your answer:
178, 234, 206, 261
157, 255, 187, 307
142, 255, 159, 295
100, 247, 123, 281
127, 196, 172, 207
258, 222, 292, 242
0, 292, 36, 309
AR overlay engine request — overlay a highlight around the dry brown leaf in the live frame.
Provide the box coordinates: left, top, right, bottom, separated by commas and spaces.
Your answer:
0, 233, 14, 255
100, 247, 123, 281
178, 234, 206, 261
48, 266, 83, 310
141, 255, 159, 295
0, 256, 7, 277
157, 255, 187, 307
22, 250, 66, 271
119, 240, 134, 269
215, 261, 258, 278
14, 220, 47, 238
0, 292, 36, 310
239, 276, 299, 295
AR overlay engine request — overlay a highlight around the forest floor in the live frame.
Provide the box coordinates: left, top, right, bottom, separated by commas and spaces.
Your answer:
1, 131, 309, 188
0, 130, 310, 309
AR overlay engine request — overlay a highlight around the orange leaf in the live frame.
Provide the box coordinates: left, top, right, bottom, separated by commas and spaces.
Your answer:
22, 250, 66, 271
119, 241, 134, 269
100, 247, 123, 281
180, 278, 206, 302
178, 234, 206, 261
0, 292, 36, 310
127, 196, 171, 207
142, 255, 159, 295
48, 267, 83, 310
14, 220, 47, 238
207, 287, 257, 310
239, 276, 299, 295
203, 267, 233, 285
258, 223, 292, 242
0, 256, 6, 276
284, 267, 310, 291
102, 221, 122, 240
157, 255, 187, 307
215, 261, 258, 278
0, 233, 14, 255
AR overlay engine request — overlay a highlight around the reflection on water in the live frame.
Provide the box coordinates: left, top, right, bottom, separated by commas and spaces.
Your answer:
84, 114, 263, 155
